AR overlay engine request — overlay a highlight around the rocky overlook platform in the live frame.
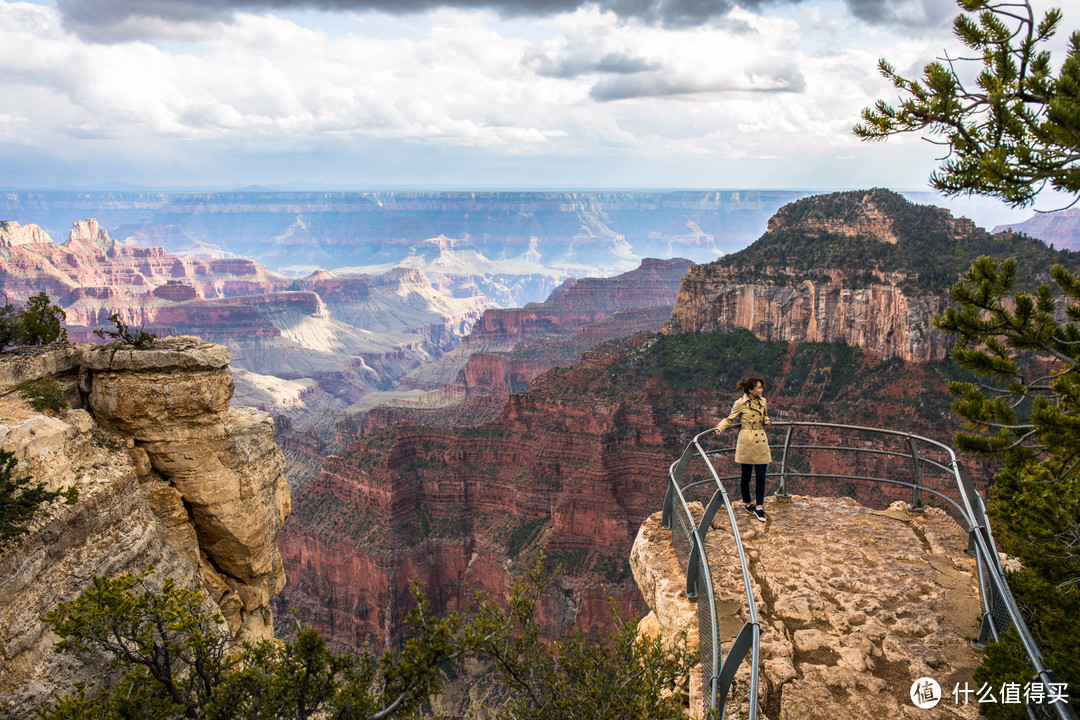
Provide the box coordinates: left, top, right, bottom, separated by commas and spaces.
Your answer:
0, 339, 290, 718
632, 495, 984, 719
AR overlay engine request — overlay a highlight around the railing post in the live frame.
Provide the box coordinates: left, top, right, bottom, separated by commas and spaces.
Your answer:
685, 535, 700, 599
698, 490, 725, 543
907, 436, 925, 512
776, 425, 793, 499
715, 621, 758, 720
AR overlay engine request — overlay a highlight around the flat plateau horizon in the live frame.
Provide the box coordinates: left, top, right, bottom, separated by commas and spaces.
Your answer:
0, 185, 1052, 241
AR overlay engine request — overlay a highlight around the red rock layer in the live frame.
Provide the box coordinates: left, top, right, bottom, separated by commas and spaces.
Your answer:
450, 306, 674, 395
465, 258, 690, 345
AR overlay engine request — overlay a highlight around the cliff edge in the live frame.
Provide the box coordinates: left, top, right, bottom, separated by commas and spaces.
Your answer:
632, 496, 984, 719
0, 338, 291, 717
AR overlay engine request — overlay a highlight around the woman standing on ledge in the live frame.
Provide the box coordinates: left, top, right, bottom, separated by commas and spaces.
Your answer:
714, 377, 772, 522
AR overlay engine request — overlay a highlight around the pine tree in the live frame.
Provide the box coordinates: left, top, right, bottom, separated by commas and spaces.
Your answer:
855, 0, 1080, 207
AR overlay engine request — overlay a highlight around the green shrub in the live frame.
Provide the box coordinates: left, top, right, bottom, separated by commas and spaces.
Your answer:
0, 292, 68, 351
14, 292, 67, 346
93, 312, 156, 348
0, 449, 60, 540
18, 378, 68, 413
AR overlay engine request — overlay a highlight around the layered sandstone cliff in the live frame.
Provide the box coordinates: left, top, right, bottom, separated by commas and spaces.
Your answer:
665, 267, 952, 362
466, 257, 691, 345
398, 258, 690, 399
632, 497, 983, 720
0, 339, 290, 717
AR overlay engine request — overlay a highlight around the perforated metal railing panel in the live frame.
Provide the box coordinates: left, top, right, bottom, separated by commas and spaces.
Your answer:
672, 506, 691, 570
696, 548, 713, 714
981, 554, 1013, 637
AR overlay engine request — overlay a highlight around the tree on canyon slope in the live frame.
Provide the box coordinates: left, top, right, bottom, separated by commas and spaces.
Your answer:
466, 558, 695, 720
933, 257, 1079, 717
859, 1, 1080, 716
855, 0, 1080, 208
0, 449, 61, 540
0, 292, 68, 350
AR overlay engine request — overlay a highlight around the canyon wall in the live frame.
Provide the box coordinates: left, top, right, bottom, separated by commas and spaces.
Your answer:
274, 330, 972, 661
665, 266, 952, 363
0, 339, 290, 717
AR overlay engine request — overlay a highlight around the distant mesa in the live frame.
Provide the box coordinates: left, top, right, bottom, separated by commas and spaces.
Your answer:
0, 189, 813, 275
994, 205, 1080, 250
665, 188, 1080, 363
153, 280, 199, 301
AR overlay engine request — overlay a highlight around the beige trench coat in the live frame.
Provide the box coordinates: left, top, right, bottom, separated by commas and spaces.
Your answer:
715, 395, 771, 465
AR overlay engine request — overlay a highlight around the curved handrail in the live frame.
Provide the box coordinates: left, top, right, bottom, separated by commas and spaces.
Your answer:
663, 420, 1077, 720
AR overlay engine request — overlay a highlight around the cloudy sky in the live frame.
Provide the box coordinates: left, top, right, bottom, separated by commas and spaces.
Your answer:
0, 0, 1071, 216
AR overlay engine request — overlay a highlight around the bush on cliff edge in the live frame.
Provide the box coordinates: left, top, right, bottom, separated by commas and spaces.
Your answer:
0, 449, 61, 541
38, 559, 696, 720
0, 292, 67, 350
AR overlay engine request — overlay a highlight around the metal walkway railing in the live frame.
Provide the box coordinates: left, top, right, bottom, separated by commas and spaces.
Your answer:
662, 420, 1077, 720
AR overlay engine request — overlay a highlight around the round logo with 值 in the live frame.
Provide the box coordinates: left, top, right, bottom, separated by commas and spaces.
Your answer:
910, 677, 941, 709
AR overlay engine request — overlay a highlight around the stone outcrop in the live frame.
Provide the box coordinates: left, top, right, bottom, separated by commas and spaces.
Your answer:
632, 498, 984, 719
994, 207, 1080, 251
0, 222, 51, 249
0, 338, 291, 716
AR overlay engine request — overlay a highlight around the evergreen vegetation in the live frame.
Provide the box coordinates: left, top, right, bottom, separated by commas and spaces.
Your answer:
39, 560, 696, 720
0, 449, 61, 541
856, 1, 1080, 207
934, 257, 1079, 717
40, 565, 468, 720
0, 292, 68, 350
93, 312, 157, 348
18, 378, 68, 413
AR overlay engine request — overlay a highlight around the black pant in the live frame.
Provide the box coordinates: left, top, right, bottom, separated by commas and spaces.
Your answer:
741, 463, 767, 506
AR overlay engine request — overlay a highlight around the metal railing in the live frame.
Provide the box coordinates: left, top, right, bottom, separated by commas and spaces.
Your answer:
662, 420, 1077, 720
